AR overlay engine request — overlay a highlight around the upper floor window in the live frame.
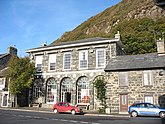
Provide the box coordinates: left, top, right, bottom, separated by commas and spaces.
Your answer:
63, 52, 71, 70
79, 50, 88, 69
48, 54, 56, 71
119, 72, 128, 86
96, 49, 105, 68
0, 78, 5, 90
143, 71, 153, 86
35, 55, 43, 72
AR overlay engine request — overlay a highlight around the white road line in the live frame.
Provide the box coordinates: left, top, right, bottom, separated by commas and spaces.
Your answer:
80, 121, 89, 124
33, 116, 41, 119
18, 115, 24, 117
70, 120, 78, 123
25, 115, 32, 118
60, 119, 68, 122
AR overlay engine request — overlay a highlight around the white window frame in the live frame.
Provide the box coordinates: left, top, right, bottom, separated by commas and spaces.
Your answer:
63, 52, 71, 70
33, 86, 41, 98
35, 55, 43, 72
143, 71, 153, 86
144, 96, 153, 104
0, 78, 5, 90
96, 49, 106, 68
79, 50, 88, 69
48, 54, 56, 71
119, 72, 128, 86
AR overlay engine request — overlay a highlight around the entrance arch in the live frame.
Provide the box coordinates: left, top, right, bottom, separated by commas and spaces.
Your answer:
77, 76, 90, 104
60, 77, 72, 103
46, 78, 57, 104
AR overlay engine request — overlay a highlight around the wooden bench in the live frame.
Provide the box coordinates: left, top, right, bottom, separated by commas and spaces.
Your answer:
30, 103, 42, 108
76, 103, 90, 110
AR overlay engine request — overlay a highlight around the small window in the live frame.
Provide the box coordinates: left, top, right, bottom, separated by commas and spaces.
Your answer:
35, 56, 43, 72
33, 86, 41, 98
96, 49, 105, 68
144, 96, 153, 104
143, 71, 153, 86
0, 78, 5, 85
79, 51, 88, 69
63, 53, 71, 70
48, 54, 56, 71
119, 72, 128, 86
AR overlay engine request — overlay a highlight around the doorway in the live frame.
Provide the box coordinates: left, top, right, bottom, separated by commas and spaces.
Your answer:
120, 94, 128, 112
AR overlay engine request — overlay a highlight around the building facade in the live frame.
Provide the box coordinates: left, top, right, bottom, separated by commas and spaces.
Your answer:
0, 47, 17, 107
26, 33, 125, 109
105, 39, 165, 114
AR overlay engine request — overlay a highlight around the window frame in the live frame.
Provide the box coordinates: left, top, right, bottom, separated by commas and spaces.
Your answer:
143, 71, 153, 86
144, 95, 154, 104
96, 49, 106, 68
79, 50, 88, 69
119, 72, 128, 86
48, 54, 56, 71
63, 52, 71, 70
35, 55, 43, 72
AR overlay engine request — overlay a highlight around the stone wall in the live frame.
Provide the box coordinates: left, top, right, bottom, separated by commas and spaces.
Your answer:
106, 69, 165, 113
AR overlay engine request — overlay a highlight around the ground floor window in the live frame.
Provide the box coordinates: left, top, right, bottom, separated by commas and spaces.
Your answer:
144, 96, 153, 104
1, 92, 9, 107
47, 78, 57, 104
77, 76, 90, 104
61, 77, 72, 103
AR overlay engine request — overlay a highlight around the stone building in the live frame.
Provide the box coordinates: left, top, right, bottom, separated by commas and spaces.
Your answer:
0, 46, 17, 107
26, 32, 125, 109
105, 38, 165, 114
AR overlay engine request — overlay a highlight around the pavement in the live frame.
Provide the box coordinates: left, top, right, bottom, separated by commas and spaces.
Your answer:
0, 107, 130, 118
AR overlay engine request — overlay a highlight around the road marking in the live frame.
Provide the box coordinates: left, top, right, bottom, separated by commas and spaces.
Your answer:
92, 123, 100, 124
33, 116, 41, 119
60, 119, 67, 121
25, 115, 32, 118
80, 121, 89, 124
18, 115, 24, 117
70, 120, 78, 123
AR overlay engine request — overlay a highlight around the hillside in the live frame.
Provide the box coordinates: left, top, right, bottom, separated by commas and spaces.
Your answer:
51, 0, 165, 55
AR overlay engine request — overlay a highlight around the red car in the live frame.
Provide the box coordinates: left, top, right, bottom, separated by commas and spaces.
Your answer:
52, 102, 83, 115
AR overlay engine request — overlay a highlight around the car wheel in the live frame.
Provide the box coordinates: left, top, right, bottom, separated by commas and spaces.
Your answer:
131, 111, 138, 117
159, 112, 165, 118
71, 110, 76, 115
53, 109, 58, 114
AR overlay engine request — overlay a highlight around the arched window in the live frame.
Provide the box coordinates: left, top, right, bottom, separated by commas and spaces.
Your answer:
77, 76, 90, 104
61, 77, 72, 103
47, 78, 57, 104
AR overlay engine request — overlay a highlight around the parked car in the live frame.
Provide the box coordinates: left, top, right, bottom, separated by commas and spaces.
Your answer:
52, 102, 83, 115
128, 102, 165, 118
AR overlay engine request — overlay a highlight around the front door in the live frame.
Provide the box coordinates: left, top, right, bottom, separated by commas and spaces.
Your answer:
120, 94, 128, 112
1, 92, 9, 107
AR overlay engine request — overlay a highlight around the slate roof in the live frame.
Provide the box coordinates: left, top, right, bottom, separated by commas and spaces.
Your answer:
0, 54, 10, 71
105, 53, 165, 72
26, 37, 120, 52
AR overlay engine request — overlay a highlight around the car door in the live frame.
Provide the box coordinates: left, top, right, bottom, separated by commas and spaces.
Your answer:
137, 103, 148, 115
145, 103, 157, 116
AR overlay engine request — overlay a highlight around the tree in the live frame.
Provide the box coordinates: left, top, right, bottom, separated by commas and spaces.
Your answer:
7, 55, 36, 107
94, 76, 107, 113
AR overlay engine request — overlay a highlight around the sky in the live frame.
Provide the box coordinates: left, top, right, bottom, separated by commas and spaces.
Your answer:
0, 0, 122, 57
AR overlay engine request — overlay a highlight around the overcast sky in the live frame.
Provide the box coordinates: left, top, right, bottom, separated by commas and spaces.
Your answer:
0, 0, 122, 57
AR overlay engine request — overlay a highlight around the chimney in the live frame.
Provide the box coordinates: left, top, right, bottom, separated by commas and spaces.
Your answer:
157, 38, 165, 56
115, 31, 121, 39
7, 46, 17, 55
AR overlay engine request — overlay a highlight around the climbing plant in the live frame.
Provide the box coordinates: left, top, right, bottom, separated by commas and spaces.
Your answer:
94, 76, 107, 113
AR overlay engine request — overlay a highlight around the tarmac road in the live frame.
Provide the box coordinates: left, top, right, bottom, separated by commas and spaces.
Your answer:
0, 108, 164, 124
